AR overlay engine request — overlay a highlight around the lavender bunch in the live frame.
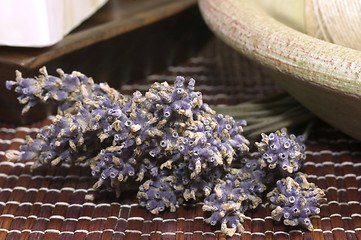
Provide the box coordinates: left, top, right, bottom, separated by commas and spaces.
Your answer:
255, 128, 306, 174
6, 68, 249, 199
7, 68, 326, 237
90, 76, 249, 198
267, 173, 326, 230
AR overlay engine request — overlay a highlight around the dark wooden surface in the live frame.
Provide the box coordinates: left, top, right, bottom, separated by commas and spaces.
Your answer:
0, 0, 211, 124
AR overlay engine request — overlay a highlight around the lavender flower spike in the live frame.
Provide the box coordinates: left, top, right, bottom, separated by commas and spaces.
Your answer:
255, 128, 306, 174
267, 173, 326, 230
6, 67, 123, 114
137, 169, 178, 214
203, 161, 266, 237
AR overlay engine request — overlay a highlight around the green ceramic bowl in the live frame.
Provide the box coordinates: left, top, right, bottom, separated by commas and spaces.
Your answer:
199, 0, 361, 141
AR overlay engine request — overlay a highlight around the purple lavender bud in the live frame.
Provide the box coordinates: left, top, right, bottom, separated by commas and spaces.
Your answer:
175, 76, 185, 88
101, 169, 111, 179
21, 78, 38, 88
5, 80, 17, 90
187, 78, 195, 91
123, 138, 134, 148
146, 200, 158, 211
171, 88, 184, 102
59, 150, 71, 161
124, 164, 135, 176
150, 167, 158, 177
163, 106, 172, 118
210, 212, 222, 225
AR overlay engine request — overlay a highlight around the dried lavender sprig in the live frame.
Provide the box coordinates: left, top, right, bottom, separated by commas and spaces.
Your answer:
6, 67, 124, 115
8, 68, 128, 169
137, 169, 179, 214
255, 128, 306, 174
202, 158, 266, 237
267, 173, 326, 230
7, 69, 148, 168
174, 162, 225, 202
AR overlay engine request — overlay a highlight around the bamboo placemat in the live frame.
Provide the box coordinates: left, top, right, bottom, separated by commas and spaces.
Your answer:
0, 38, 360, 240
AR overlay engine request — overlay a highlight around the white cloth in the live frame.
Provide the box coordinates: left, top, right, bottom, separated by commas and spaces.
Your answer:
0, 0, 108, 47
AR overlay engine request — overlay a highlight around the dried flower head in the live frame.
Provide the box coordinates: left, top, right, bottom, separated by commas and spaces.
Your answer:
202, 158, 266, 236
256, 128, 306, 174
137, 169, 178, 214
267, 173, 326, 230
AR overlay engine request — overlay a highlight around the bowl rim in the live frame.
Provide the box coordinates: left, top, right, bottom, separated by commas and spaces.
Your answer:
198, 0, 361, 98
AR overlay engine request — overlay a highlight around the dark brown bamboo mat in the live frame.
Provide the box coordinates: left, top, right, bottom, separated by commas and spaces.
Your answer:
1, 38, 361, 240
